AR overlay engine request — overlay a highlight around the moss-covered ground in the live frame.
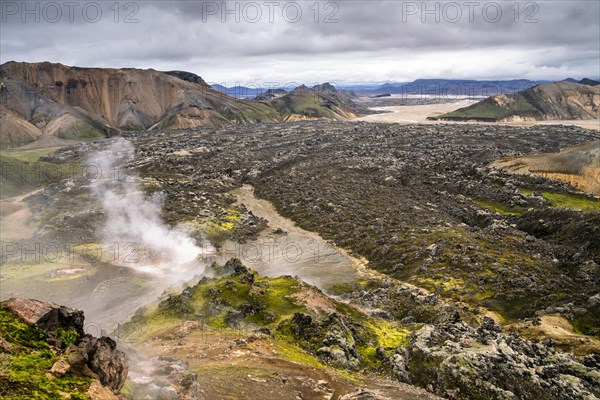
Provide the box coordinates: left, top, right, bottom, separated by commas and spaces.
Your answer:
125, 259, 413, 379
0, 308, 92, 400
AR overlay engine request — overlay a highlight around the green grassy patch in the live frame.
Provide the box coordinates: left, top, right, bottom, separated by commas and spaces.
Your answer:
57, 125, 105, 141
518, 189, 600, 212
468, 197, 525, 215
541, 192, 600, 212
0, 148, 57, 163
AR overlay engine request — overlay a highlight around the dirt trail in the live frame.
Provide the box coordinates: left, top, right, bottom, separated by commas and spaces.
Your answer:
225, 185, 387, 290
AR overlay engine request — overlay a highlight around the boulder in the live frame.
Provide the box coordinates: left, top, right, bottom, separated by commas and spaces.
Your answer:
317, 316, 361, 370
1, 298, 128, 394
76, 336, 128, 393
1, 297, 85, 337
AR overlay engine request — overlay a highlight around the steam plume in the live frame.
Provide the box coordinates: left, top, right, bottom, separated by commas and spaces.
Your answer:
88, 138, 201, 274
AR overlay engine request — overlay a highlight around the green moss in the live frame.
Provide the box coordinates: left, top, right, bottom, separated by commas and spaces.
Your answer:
55, 328, 79, 347
518, 189, 600, 212
358, 347, 379, 366
0, 309, 46, 348
274, 338, 325, 368
195, 208, 246, 245
571, 314, 600, 337
0, 308, 92, 399
367, 320, 409, 350
468, 197, 525, 215
518, 188, 535, 195
127, 310, 188, 341
145, 269, 305, 331
541, 192, 600, 212
413, 276, 468, 294
475, 290, 495, 301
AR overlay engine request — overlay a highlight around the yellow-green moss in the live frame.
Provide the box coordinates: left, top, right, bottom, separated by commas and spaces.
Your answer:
475, 290, 495, 301
366, 320, 410, 350
519, 189, 600, 212
468, 197, 525, 215
274, 338, 325, 368
0, 309, 93, 399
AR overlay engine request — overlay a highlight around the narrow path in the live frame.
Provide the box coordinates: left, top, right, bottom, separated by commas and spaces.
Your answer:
224, 184, 388, 291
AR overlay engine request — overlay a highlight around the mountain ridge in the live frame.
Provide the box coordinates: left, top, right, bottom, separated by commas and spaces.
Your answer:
430, 81, 600, 122
0, 61, 364, 148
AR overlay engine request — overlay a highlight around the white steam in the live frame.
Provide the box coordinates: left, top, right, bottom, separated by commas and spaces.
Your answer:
88, 138, 202, 275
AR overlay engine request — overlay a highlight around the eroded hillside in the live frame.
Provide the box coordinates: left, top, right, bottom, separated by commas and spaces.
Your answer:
0, 62, 366, 148
433, 81, 600, 122
490, 140, 600, 196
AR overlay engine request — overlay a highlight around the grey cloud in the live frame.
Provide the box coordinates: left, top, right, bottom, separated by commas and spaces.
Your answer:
1, 0, 598, 82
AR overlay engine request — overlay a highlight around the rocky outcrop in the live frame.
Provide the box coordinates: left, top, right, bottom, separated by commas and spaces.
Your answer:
339, 389, 384, 399
404, 317, 600, 400
0, 298, 128, 394
316, 316, 361, 370
1, 297, 85, 338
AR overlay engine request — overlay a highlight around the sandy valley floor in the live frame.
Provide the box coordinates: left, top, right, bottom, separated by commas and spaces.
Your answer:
355, 100, 600, 130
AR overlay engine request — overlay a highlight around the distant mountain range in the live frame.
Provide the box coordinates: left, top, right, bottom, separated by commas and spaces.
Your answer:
0, 62, 363, 148
213, 78, 600, 99
210, 84, 266, 99
356, 79, 551, 97
211, 82, 358, 100
212, 80, 552, 97
431, 81, 600, 122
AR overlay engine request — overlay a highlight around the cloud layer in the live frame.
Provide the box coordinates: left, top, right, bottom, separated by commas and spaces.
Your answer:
1, 1, 598, 84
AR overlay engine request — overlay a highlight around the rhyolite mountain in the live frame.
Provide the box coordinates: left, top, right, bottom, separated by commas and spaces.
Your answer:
431, 81, 600, 122
265, 83, 365, 121
0, 61, 279, 147
0, 62, 364, 148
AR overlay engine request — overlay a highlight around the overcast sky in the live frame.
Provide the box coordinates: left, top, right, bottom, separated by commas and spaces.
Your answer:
1, 0, 599, 85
